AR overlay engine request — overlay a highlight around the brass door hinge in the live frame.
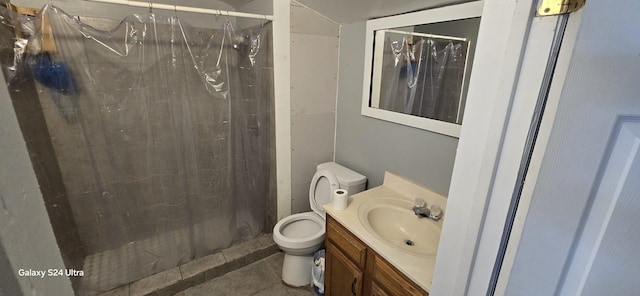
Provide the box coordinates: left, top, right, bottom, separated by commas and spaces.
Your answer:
537, 0, 585, 16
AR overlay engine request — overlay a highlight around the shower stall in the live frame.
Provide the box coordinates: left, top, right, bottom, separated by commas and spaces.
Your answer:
1, 4, 276, 294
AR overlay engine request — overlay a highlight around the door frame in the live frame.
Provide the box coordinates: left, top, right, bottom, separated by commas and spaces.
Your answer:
491, 10, 583, 295
430, 0, 582, 294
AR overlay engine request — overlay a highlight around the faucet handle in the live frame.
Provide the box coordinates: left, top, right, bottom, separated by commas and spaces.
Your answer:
414, 198, 426, 208
429, 205, 443, 220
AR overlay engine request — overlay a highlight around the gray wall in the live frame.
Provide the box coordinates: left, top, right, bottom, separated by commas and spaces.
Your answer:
0, 61, 74, 296
335, 22, 458, 195
0, 10, 86, 282
0, 239, 22, 296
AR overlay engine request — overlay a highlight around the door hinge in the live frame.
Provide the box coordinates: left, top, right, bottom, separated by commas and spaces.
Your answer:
537, 0, 586, 16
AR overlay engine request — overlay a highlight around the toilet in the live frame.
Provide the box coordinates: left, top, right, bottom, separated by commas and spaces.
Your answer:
273, 162, 367, 287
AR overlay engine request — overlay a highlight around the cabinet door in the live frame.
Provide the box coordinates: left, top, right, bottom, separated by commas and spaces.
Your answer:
326, 215, 367, 268
326, 241, 363, 296
370, 281, 391, 296
369, 252, 429, 296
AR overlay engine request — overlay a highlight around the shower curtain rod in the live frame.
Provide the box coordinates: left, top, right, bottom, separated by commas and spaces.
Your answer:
84, 0, 274, 20
383, 29, 467, 42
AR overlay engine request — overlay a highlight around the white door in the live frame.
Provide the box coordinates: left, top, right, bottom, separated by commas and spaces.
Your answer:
494, 0, 640, 295
432, 0, 585, 294
433, 0, 640, 295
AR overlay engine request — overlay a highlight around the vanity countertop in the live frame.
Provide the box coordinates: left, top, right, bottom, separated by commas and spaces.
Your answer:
323, 171, 447, 293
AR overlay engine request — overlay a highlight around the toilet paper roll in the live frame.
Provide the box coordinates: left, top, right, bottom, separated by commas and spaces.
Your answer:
333, 189, 349, 211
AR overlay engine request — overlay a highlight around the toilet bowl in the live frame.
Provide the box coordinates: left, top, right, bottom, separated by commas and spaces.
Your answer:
273, 162, 366, 287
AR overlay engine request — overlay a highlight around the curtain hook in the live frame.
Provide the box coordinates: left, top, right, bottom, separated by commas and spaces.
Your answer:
148, 0, 153, 14
214, 9, 221, 22
174, 4, 178, 18
226, 10, 232, 23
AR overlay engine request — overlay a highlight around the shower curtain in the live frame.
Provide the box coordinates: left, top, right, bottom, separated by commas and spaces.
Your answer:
7, 5, 273, 294
379, 34, 467, 124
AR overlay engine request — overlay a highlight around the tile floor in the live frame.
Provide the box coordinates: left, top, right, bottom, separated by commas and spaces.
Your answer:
178, 252, 316, 296
82, 227, 196, 295
98, 234, 279, 296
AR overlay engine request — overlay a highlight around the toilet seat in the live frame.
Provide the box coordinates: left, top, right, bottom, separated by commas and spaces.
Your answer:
309, 169, 340, 219
273, 212, 325, 250
273, 169, 339, 247
272, 162, 366, 287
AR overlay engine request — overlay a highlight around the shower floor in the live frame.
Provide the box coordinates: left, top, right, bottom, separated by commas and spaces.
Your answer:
85, 233, 277, 296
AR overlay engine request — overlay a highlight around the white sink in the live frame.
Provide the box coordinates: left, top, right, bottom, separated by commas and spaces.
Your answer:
358, 198, 441, 256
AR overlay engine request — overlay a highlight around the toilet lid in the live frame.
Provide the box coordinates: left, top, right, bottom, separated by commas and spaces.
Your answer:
309, 169, 339, 219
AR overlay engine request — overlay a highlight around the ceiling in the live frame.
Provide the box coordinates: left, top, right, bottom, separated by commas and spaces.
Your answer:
218, 0, 253, 8
217, 0, 472, 24
16, 0, 472, 24
293, 0, 472, 24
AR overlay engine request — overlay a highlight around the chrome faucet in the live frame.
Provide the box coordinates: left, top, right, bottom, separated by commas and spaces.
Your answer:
412, 198, 443, 221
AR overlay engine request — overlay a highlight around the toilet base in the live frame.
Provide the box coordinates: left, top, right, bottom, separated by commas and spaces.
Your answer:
282, 253, 313, 287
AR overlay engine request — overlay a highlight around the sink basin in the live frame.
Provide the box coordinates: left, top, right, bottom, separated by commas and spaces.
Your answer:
358, 198, 441, 256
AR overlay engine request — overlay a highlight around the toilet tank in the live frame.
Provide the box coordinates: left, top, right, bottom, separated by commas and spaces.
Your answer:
316, 162, 367, 194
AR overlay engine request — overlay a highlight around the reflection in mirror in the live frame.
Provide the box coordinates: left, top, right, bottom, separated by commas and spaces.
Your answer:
361, 2, 483, 138
370, 18, 480, 125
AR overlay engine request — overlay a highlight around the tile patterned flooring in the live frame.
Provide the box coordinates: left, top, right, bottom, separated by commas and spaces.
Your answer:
84, 227, 199, 295
98, 234, 282, 295
178, 252, 316, 296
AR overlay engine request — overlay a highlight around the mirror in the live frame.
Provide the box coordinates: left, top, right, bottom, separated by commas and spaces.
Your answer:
361, 2, 483, 138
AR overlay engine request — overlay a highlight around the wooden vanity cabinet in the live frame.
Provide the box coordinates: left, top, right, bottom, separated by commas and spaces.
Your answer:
326, 241, 364, 295
370, 281, 391, 296
325, 215, 429, 296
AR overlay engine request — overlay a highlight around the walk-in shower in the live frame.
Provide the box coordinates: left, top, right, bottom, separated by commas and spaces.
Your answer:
1, 4, 275, 294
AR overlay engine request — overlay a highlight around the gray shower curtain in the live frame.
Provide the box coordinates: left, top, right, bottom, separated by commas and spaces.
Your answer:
9, 5, 273, 294
379, 33, 467, 124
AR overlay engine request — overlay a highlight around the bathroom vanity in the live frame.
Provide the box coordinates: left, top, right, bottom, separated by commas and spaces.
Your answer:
325, 215, 429, 295
323, 172, 447, 295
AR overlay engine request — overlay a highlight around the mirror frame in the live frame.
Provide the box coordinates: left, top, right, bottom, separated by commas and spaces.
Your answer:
360, 1, 484, 138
